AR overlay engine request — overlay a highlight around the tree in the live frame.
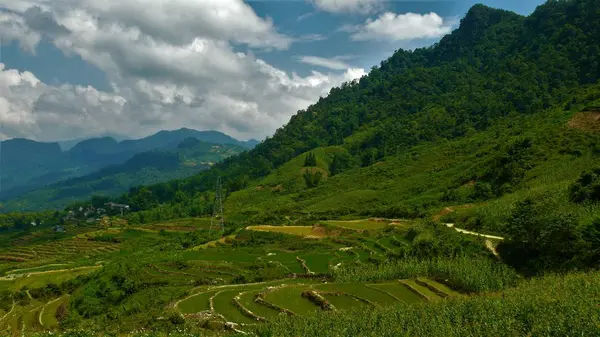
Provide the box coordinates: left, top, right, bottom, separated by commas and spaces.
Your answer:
304, 152, 317, 167
569, 168, 600, 203
303, 169, 323, 188
329, 152, 351, 176
498, 195, 586, 274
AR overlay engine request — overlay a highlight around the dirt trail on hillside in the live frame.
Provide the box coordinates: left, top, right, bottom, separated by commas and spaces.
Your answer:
0, 265, 101, 281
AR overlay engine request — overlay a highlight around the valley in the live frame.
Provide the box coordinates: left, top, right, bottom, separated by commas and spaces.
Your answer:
0, 0, 598, 336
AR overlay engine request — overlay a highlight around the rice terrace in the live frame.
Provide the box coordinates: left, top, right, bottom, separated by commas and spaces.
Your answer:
0, 216, 490, 336
1, 0, 600, 336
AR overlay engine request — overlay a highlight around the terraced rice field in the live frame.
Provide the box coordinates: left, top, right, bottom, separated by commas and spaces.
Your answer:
0, 266, 100, 292
179, 291, 217, 314
213, 290, 258, 324
0, 239, 120, 264
321, 220, 396, 230
39, 295, 70, 328
245, 226, 326, 238
264, 285, 319, 316
175, 277, 457, 326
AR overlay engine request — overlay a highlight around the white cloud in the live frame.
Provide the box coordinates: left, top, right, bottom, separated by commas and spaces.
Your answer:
349, 12, 453, 42
0, 0, 366, 141
296, 56, 351, 70
0, 11, 41, 53
310, 0, 380, 14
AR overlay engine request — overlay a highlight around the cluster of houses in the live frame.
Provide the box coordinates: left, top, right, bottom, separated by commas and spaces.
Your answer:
55, 202, 130, 232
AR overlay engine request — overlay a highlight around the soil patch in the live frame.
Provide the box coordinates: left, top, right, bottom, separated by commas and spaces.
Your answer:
568, 111, 600, 132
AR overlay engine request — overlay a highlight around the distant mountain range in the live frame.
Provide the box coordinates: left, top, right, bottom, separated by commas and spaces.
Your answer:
0, 128, 257, 205
0, 138, 246, 211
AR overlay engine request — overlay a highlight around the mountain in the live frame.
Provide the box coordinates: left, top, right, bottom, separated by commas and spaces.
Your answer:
1, 2, 600, 335
57, 132, 130, 151
0, 128, 252, 201
1, 139, 246, 211
100, 0, 599, 223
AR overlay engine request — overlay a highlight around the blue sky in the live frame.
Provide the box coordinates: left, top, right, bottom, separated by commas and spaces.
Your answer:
0, 0, 545, 142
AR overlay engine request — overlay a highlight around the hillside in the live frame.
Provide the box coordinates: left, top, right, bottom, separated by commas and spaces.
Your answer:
0, 1, 598, 336
0, 140, 246, 211
108, 0, 599, 218
0, 128, 255, 202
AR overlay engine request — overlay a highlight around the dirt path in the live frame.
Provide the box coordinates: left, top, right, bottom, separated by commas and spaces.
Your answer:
38, 296, 63, 327
9, 264, 68, 275
485, 240, 500, 257
0, 265, 101, 281
0, 301, 15, 323
444, 223, 504, 240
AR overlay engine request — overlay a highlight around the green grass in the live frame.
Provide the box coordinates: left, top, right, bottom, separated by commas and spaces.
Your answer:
246, 226, 325, 238
323, 294, 370, 310
251, 271, 600, 337
321, 220, 391, 231
40, 295, 69, 328
0, 266, 100, 292
401, 280, 442, 300
264, 285, 320, 315
212, 290, 257, 324
238, 291, 281, 320
368, 283, 425, 304
178, 291, 217, 314
298, 254, 332, 274
315, 283, 398, 306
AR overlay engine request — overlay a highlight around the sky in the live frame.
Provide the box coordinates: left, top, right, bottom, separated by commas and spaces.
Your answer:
0, 0, 545, 142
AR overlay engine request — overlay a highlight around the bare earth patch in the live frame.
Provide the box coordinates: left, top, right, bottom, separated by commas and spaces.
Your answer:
568, 111, 600, 132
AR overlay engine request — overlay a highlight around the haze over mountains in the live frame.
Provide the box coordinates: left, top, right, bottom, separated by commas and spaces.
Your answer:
0, 128, 257, 209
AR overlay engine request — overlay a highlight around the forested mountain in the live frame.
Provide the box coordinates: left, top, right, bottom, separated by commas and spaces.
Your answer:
101, 0, 599, 213
0, 128, 255, 201
0, 139, 245, 211
0, 3, 599, 335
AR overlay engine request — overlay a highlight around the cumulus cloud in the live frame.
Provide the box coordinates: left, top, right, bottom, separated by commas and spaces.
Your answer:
310, 0, 380, 14
348, 12, 453, 42
0, 0, 366, 141
0, 11, 41, 53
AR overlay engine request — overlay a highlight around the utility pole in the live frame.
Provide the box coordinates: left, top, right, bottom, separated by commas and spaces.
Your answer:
210, 176, 224, 234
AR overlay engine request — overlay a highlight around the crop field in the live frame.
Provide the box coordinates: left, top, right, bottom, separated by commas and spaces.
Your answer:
0, 238, 120, 264
173, 276, 454, 326
245, 225, 326, 238
0, 213, 501, 335
0, 266, 100, 292
321, 219, 412, 231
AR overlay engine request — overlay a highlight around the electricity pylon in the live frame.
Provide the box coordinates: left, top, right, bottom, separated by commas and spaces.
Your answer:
210, 176, 224, 234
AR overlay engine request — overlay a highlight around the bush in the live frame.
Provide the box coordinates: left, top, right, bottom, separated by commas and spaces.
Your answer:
569, 168, 600, 203
497, 194, 589, 274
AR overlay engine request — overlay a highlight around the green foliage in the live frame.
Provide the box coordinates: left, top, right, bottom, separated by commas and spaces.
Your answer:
83, 0, 600, 214
329, 152, 352, 176
569, 167, 600, 203
303, 169, 323, 188
303, 152, 317, 167
497, 194, 590, 274
333, 256, 517, 293
253, 271, 600, 337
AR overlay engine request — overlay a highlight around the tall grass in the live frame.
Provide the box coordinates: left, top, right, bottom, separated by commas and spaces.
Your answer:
333, 256, 518, 293
251, 271, 600, 337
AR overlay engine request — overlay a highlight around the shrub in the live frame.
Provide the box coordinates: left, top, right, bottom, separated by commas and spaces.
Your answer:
497, 194, 588, 274
569, 168, 600, 203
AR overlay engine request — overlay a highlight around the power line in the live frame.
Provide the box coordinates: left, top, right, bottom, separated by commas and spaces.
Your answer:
209, 176, 224, 234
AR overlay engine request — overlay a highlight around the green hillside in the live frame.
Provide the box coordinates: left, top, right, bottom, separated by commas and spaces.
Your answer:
96, 0, 600, 227
0, 1, 598, 336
